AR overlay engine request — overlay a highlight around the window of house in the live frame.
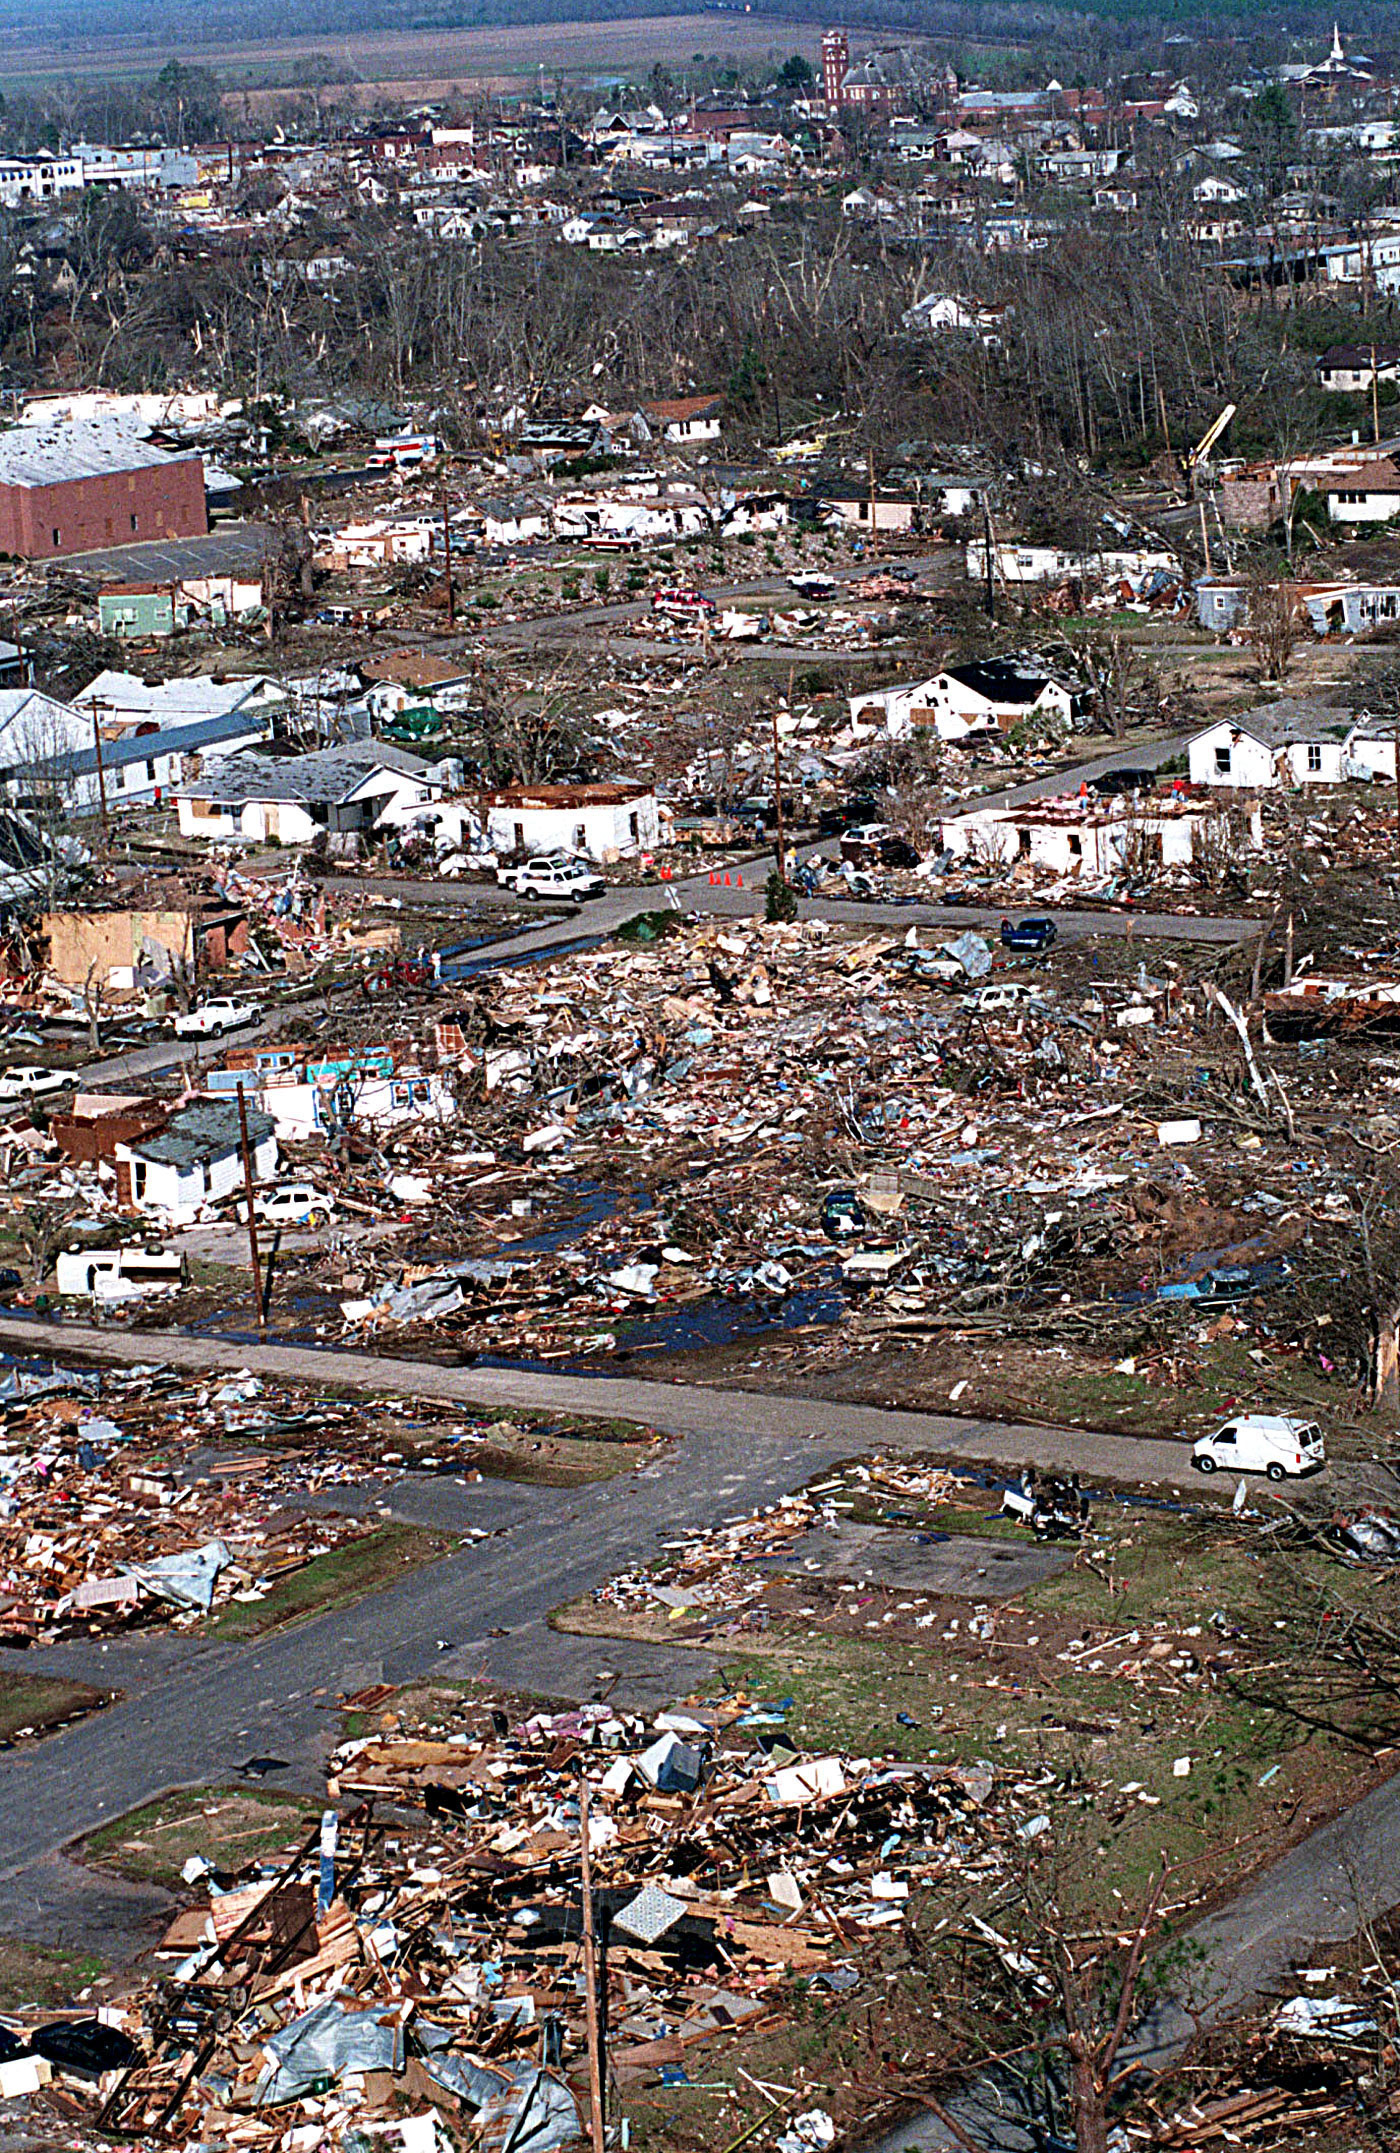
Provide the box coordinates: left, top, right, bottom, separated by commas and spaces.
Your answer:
129, 513, 138, 531
858, 500, 869, 520
1215, 745, 1231, 774
201, 1161, 213, 1194
50, 528, 60, 547
133, 1161, 147, 1199
574, 824, 587, 849
1068, 834, 1082, 857
1307, 742, 1323, 772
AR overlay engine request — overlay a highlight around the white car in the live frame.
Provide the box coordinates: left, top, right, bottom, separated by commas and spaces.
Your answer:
174, 997, 261, 1038
970, 981, 1037, 1014
236, 1184, 335, 1228
1191, 1414, 1325, 1482
0, 1065, 72, 1102
511, 860, 606, 903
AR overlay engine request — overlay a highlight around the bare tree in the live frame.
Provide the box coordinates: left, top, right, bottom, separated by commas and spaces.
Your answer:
1244, 566, 1299, 683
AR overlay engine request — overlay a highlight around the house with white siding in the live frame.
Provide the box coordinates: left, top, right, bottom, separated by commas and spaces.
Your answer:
1187, 703, 1355, 787
114, 1101, 277, 1224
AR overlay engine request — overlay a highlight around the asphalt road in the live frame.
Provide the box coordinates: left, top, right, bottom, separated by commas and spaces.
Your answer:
0, 1318, 1389, 2057
0, 1316, 1198, 1943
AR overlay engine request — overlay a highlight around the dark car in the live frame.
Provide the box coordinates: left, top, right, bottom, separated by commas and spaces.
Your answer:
821, 1189, 865, 1240
1089, 767, 1157, 796
817, 796, 882, 837
1001, 916, 1058, 952
878, 835, 921, 868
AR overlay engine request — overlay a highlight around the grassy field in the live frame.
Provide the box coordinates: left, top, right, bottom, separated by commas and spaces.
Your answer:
0, 1938, 107, 2011
555, 1461, 1394, 1931
0, 12, 828, 95
201, 1522, 455, 1641
0, 1672, 109, 1744
78, 1787, 320, 1891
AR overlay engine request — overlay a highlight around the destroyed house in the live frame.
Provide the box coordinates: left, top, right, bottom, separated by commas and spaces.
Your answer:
114, 1101, 276, 1223
940, 793, 1258, 876
207, 1045, 451, 1140
173, 742, 440, 847
482, 782, 660, 862
43, 894, 247, 988
51, 1093, 167, 1165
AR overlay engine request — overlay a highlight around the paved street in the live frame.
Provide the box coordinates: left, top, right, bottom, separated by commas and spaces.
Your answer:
0, 1315, 1392, 2056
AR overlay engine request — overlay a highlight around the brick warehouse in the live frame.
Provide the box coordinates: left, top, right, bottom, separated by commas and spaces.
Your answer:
0, 420, 207, 560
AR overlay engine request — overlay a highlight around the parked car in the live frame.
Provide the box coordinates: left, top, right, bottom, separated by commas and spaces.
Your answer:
496, 848, 575, 886
511, 859, 606, 903
788, 572, 836, 600
1089, 766, 1158, 796
0, 1065, 73, 1103
174, 997, 261, 1038
1000, 917, 1058, 953
817, 796, 882, 837
1191, 1414, 1325, 1481
237, 1184, 335, 1228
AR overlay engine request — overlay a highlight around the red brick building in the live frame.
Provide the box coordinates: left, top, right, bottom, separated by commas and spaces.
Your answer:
0, 424, 207, 561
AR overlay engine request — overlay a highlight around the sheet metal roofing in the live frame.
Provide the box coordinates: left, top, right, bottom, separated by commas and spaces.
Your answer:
0, 419, 201, 491
127, 1101, 274, 1169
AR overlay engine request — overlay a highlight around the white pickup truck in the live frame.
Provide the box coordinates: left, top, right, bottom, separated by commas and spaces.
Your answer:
174, 997, 261, 1038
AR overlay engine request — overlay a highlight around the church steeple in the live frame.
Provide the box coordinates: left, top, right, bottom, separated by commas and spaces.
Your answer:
1330, 21, 1345, 64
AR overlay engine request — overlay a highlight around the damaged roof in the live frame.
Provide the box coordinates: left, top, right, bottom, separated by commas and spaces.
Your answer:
125, 1101, 274, 1168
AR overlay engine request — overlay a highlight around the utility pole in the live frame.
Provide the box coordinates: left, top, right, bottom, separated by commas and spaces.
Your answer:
577, 1778, 607, 2153
981, 494, 996, 620
235, 1082, 267, 1333
771, 703, 786, 883
441, 467, 455, 627
1373, 341, 1383, 446
1198, 495, 1212, 575
88, 696, 110, 846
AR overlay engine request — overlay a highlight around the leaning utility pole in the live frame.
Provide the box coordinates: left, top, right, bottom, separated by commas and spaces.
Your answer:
235, 1082, 267, 1333
578, 1778, 607, 2153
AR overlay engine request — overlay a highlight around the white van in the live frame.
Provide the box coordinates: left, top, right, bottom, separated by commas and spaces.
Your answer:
55, 1243, 187, 1300
1191, 1414, 1325, 1481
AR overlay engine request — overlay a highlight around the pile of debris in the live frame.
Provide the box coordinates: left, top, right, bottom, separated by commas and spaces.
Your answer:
0, 1362, 419, 1642
14, 1697, 1024, 2149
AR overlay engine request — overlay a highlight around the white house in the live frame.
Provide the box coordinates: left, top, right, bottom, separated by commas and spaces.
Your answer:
940, 794, 1259, 877
1188, 705, 1354, 788
115, 1101, 277, 1226
850, 660, 1074, 742
640, 396, 723, 444
174, 741, 441, 846
483, 781, 660, 861
316, 520, 434, 571
967, 541, 1178, 586
1326, 459, 1400, 524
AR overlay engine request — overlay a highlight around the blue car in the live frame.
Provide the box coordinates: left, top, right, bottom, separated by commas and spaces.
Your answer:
1000, 916, 1057, 953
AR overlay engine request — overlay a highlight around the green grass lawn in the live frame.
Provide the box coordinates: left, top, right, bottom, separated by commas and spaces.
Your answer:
202, 1523, 455, 1641
78, 1787, 320, 1890
0, 1672, 109, 1743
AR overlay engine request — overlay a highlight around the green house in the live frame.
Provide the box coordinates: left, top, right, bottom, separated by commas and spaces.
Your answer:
98, 585, 179, 639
